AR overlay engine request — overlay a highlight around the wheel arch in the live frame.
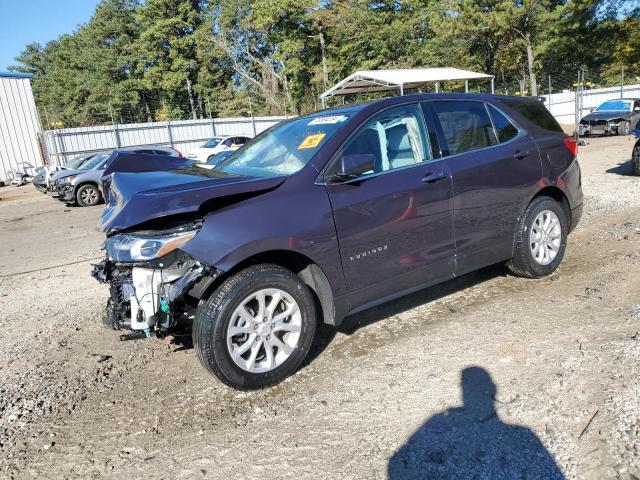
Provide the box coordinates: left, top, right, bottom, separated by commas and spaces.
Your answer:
196, 250, 337, 326
531, 186, 571, 228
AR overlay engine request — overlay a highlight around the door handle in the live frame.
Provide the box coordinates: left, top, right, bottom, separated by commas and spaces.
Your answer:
513, 150, 529, 159
421, 171, 447, 183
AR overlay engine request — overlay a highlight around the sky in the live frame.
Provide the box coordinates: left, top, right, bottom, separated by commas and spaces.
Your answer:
0, 0, 100, 71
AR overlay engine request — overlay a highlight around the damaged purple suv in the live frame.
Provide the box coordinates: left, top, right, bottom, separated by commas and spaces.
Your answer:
93, 94, 583, 389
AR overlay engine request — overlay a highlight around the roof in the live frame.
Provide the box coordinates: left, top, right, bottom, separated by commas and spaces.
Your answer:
0, 71, 33, 79
320, 68, 493, 100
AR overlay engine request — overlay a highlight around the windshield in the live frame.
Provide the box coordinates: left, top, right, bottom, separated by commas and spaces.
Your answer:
596, 100, 631, 111
203, 137, 222, 148
65, 153, 94, 169
206, 150, 233, 166
82, 153, 110, 170
215, 113, 351, 177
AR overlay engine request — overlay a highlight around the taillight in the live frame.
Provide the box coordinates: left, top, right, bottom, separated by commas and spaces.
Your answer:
563, 137, 578, 158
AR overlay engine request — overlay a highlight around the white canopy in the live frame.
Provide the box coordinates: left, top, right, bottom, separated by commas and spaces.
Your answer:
320, 67, 494, 105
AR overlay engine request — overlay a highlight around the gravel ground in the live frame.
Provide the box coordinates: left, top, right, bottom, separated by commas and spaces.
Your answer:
1, 134, 639, 479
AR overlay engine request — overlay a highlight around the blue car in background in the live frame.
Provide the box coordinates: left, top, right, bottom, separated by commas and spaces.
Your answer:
93, 93, 583, 389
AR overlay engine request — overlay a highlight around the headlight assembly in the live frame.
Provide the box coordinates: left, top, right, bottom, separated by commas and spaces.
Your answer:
60, 175, 77, 184
105, 225, 200, 263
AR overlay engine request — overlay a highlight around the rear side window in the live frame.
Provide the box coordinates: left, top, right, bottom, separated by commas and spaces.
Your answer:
488, 105, 519, 143
503, 99, 563, 133
431, 101, 497, 156
153, 149, 171, 156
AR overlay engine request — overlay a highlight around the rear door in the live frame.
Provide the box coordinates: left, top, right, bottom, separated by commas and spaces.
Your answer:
424, 100, 542, 272
325, 103, 455, 309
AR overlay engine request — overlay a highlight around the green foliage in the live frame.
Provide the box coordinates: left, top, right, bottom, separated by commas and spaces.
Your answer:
8, 0, 639, 126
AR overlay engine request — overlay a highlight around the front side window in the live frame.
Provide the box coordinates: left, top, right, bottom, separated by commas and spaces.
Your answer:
432, 101, 497, 156
336, 104, 430, 177
215, 113, 351, 177
488, 105, 519, 143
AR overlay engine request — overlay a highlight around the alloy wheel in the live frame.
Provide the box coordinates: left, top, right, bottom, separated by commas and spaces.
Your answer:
81, 187, 99, 205
529, 209, 562, 266
226, 288, 302, 373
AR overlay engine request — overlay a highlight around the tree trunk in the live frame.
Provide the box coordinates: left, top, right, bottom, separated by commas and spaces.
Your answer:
186, 78, 197, 120
525, 32, 538, 97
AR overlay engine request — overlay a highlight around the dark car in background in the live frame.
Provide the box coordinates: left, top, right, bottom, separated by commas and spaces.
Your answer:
93, 94, 583, 389
579, 98, 640, 136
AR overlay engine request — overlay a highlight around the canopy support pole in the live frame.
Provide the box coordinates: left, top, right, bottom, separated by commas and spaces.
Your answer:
465, 80, 469, 93
435, 82, 439, 93
490, 78, 495, 94
400, 84, 404, 95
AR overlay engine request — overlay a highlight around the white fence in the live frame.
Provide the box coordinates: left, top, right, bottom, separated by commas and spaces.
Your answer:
546, 83, 640, 126
42, 115, 289, 165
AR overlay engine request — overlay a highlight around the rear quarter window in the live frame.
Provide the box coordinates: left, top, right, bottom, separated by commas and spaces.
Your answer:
503, 99, 563, 133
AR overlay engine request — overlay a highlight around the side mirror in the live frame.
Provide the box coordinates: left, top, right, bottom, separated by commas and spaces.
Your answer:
634, 106, 640, 112
328, 153, 376, 182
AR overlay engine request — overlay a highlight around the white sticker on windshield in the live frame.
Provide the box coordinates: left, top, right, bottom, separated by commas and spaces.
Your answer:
308, 115, 347, 125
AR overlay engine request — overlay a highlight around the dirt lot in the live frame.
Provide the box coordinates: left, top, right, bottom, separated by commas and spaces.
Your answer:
1, 135, 639, 479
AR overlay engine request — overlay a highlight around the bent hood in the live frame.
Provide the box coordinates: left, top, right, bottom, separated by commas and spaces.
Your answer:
52, 168, 86, 182
581, 111, 631, 122
98, 166, 286, 233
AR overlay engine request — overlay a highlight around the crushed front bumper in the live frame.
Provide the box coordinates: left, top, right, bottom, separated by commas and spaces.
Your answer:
92, 253, 219, 336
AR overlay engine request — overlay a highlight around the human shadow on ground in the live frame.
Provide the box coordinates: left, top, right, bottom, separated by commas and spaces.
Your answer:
606, 159, 636, 176
388, 367, 565, 480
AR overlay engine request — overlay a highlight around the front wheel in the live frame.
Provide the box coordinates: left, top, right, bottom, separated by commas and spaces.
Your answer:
193, 264, 317, 390
76, 184, 101, 207
618, 121, 630, 136
508, 196, 568, 278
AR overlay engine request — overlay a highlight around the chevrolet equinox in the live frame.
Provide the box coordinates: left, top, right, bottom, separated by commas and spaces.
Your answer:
93, 94, 583, 390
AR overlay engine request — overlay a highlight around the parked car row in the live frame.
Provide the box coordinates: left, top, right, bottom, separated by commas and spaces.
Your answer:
34, 136, 253, 206
91, 93, 584, 389
39, 146, 183, 207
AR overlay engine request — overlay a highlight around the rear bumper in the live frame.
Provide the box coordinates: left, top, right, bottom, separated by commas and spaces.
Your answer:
570, 203, 583, 233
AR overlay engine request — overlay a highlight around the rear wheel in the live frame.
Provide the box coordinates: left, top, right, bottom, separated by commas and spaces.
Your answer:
193, 264, 317, 390
508, 196, 568, 278
633, 140, 640, 176
76, 184, 101, 207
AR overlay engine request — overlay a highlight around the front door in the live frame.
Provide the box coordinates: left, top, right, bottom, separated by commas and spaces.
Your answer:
324, 103, 455, 310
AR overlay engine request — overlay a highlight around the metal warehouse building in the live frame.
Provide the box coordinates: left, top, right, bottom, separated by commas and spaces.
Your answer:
0, 72, 43, 183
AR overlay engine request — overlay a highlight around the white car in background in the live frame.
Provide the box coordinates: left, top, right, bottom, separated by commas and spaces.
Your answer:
186, 135, 252, 163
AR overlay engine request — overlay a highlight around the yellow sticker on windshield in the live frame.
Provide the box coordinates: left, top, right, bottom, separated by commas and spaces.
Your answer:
298, 133, 326, 150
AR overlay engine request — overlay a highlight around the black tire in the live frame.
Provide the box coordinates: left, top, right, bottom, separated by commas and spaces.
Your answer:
76, 184, 101, 207
193, 264, 317, 390
632, 140, 640, 176
508, 196, 568, 278
618, 120, 630, 136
